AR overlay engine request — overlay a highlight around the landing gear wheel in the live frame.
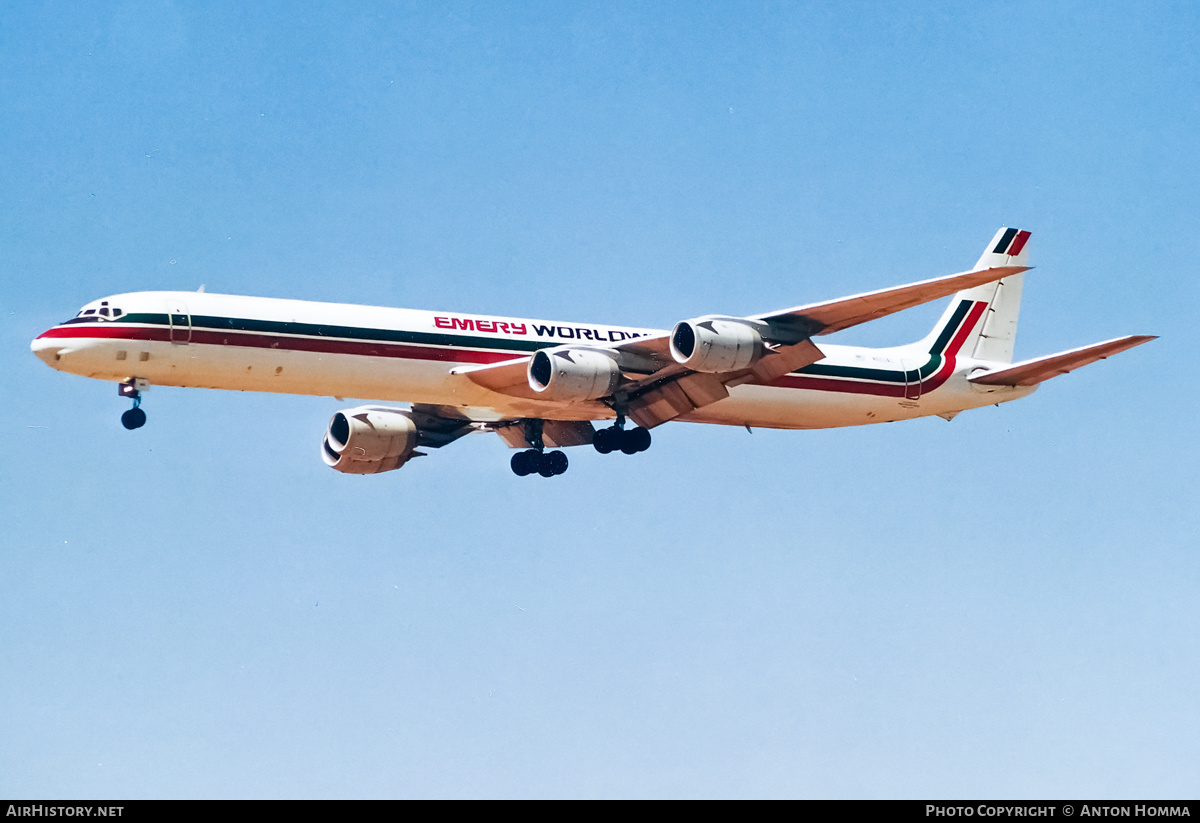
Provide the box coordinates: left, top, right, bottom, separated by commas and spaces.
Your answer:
546, 450, 568, 475
593, 427, 616, 454
595, 425, 651, 455
619, 426, 651, 454
513, 449, 567, 477
121, 407, 146, 430
511, 449, 540, 476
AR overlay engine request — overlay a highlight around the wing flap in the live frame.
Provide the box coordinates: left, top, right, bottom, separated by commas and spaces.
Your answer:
744, 338, 826, 384
968, 335, 1157, 387
627, 372, 729, 428
493, 419, 596, 449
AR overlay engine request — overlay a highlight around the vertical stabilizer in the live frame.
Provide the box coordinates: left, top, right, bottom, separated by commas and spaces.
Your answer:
918, 228, 1029, 364
969, 270, 1023, 363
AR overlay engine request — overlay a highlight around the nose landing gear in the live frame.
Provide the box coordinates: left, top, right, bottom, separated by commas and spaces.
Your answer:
118, 379, 148, 430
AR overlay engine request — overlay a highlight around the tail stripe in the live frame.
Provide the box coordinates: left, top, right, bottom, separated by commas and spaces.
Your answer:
778, 299, 988, 397
927, 300, 974, 356
1006, 229, 1031, 257
992, 228, 1019, 254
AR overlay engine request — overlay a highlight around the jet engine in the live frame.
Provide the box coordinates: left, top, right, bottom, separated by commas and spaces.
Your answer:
527, 347, 621, 401
322, 406, 420, 474
670, 317, 764, 373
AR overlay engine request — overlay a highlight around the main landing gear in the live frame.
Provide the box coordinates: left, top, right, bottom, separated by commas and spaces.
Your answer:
593, 411, 651, 456
507, 416, 652, 477
118, 379, 147, 430
510, 419, 569, 478
511, 448, 568, 478
592, 424, 651, 455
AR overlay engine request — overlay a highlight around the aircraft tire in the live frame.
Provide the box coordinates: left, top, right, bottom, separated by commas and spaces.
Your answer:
630, 426, 651, 453
121, 408, 147, 430
511, 450, 536, 476
593, 428, 615, 454
546, 450, 568, 475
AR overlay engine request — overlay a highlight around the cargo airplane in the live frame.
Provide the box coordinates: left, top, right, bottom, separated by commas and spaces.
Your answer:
31, 228, 1154, 477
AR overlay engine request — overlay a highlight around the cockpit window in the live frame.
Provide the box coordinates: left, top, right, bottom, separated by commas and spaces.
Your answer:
65, 304, 123, 324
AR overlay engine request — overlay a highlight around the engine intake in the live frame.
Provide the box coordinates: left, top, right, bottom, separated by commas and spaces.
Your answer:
527, 347, 622, 401
322, 406, 420, 474
670, 318, 764, 373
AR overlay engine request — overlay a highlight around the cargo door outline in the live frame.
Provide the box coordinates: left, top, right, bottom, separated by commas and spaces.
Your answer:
166, 299, 191, 344
903, 357, 922, 401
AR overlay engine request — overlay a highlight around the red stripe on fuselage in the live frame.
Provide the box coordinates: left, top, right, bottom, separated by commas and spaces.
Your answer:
40, 301, 992, 398
773, 374, 909, 397
919, 299, 988, 392
35, 324, 521, 365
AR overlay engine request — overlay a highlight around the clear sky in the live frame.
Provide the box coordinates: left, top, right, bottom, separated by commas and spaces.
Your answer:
2, 0, 1196, 799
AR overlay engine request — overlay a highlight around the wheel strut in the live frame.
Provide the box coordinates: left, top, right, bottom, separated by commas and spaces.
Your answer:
118, 379, 147, 430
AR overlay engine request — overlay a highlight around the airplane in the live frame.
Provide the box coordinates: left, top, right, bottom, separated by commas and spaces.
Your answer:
30, 228, 1154, 478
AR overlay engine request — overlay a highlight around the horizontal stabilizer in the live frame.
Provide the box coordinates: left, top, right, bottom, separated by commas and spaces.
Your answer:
968, 335, 1157, 387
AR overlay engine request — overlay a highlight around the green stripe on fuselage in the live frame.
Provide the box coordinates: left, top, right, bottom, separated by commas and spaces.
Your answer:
792, 300, 970, 381
117, 299, 975, 382
118, 313, 548, 354
928, 301, 972, 357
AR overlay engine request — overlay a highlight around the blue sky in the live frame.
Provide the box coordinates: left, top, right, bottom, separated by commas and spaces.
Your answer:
2, 1, 1196, 798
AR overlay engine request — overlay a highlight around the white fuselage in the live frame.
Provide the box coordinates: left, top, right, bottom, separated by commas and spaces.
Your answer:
31, 290, 1031, 429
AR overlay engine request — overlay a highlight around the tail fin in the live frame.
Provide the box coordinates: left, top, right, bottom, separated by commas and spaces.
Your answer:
920, 227, 1030, 364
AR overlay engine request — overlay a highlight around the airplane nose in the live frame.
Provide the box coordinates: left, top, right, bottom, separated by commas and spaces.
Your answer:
31, 333, 68, 365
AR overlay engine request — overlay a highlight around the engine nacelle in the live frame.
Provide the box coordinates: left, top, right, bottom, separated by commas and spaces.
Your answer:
670, 317, 764, 373
322, 406, 420, 474
527, 347, 621, 401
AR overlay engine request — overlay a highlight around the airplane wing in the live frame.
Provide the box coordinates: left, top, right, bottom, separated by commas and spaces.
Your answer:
451, 356, 541, 398
751, 264, 1029, 336
457, 262, 1027, 426
612, 262, 1030, 363
968, 335, 1157, 387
